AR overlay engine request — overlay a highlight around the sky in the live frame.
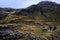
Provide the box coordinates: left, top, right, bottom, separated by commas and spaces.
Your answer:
0, 0, 60, 9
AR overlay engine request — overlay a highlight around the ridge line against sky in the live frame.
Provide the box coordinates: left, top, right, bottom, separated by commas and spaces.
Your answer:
0, 0, 60, 8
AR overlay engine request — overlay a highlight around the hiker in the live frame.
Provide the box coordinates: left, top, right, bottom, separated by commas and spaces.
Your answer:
53, 26, 57, 31
49, 26, 52, 31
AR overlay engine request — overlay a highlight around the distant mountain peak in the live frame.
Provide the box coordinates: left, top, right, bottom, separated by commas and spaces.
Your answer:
37, 1, 58, 6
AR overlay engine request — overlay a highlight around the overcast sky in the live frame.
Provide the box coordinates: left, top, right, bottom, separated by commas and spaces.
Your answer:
0, 0, 60, 8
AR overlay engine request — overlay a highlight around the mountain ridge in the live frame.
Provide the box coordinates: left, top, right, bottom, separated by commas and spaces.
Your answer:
0, 1, 60, 24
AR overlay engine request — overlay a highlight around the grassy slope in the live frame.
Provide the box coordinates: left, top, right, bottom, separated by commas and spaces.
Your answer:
0, 14, 60, 40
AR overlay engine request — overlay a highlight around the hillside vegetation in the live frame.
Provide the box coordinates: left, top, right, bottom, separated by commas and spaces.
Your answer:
0, 1, 60, 40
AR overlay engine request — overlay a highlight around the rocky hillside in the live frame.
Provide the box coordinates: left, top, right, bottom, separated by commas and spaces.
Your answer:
0, 1, 60, 40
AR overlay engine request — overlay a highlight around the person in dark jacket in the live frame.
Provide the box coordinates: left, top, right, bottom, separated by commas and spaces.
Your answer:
49, 26, 52, 31
53, 26, 57, 31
